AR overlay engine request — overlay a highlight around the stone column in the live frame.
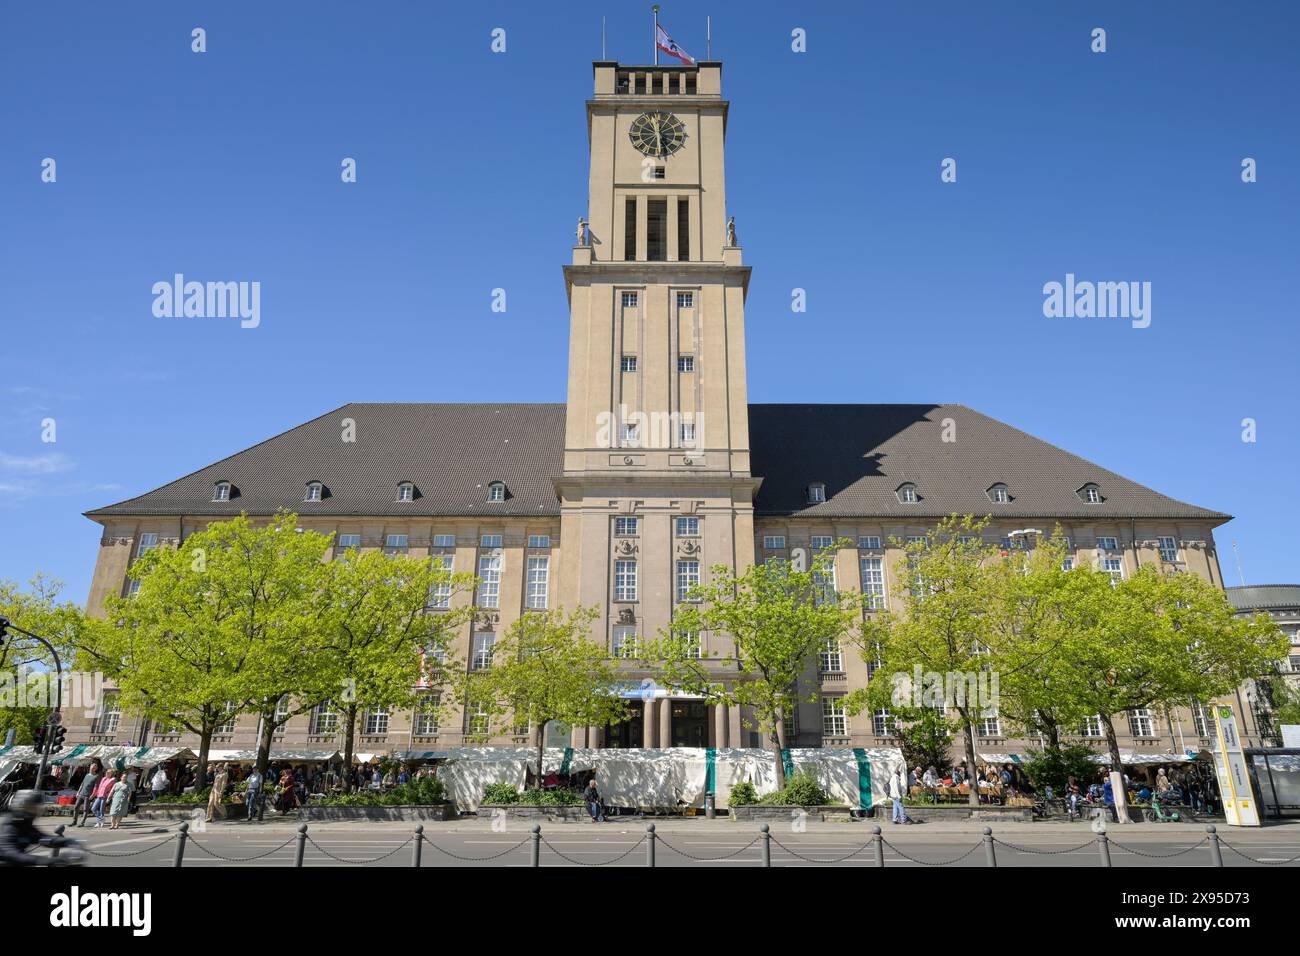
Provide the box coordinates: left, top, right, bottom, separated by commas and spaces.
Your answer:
642, 699, 656, 748
713, 702, 729, 749
658, 697, 672, 749
586, 725, 603, 749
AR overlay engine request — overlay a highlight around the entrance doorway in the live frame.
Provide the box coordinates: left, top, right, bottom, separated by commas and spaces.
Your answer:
670, 701, 708, 747
605, 713, 643, 748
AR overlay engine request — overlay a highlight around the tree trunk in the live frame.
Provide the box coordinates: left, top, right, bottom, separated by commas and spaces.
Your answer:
255, 707, 275, 777
1043, 715, 1062, 754
195, 727, 212, 792
535, 720, 547, 791
343, 704, 358, 793
771, 705, 787, 790
961, 713, 980, 807
1100, 712, 1131, 823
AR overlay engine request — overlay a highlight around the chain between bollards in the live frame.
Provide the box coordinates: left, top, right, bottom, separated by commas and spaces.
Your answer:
1097, 830, 1112, 867
645, 824, 656, 867
173, 821, 189, 868
982, 827, 997, 867
411, 825, 423, 868
872, 825, 884, 867
531, 825, 541, 867
760, 824, 771, 867
294, 824, 308, 867
1207, 825, 1223, 867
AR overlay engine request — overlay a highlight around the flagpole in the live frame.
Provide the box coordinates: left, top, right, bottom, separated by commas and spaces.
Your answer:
602, 16, 606, 59
707, 16, 711, 59
652, 4, 660, 65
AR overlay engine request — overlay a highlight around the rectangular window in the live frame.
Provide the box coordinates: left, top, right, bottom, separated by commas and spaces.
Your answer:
873, 708, 893, 737
310, 702, 337, 736
677, 199, 690, 260
977, 710, 1002, 737
621, 355, 638, 372
428, 554, 453, 609
821, 697, 848, 737
783, 709, 796, 743
466, 700, 491, 736
1191, 700, 1214, 737
1102, 557, 1124, 585
620, 422, 639, 445
647, 198, 667, 261
95, 692, 122, 734
526, 556, 549, 609
612, 625, 638, 659
624, 199, 637, 261
214, 709, 238, 735
684, 73, 696, 95
1079, 715, 1103, 738
136, 533, 158, 556
1158, 536, 1179, 562
363, 707, 390, 736
675, 516, 700, 537
471, 632, 495, 670
384, 534, 408, 555
621, 290, 638, 308
807, 484, 826, 503
860, 557, 886, 610
819, 638, 843, 673
480, 535, 502, 549
614, 517, 638, 537
413, 693, 441, 736
762, 535, 785, 549
1097, 536, 1119, 552
681, 630, 702, 659
477, 554, 501, 608
676, 291, 694, 308
614, 560, 638, 602
126, 577, 142, 597
337, 533, 362, 551
857, 535, 881, 550
678, 422, 696, 445
813, 565, 837, 606
650, 165, 665, 180
677, 355, 694, 373
1061, 557, 1075, 572
676, 560, 700, 602
433, 533, 456, 548
811, 535, 835, 551
1128, 708, 1155, 738
527, 534, 550, 548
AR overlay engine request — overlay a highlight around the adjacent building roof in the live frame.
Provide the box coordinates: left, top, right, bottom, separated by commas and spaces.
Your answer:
1225, 585, 1300, 612
86, 402, 1227, 524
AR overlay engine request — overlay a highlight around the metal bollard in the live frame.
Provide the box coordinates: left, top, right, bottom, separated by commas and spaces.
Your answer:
173, 821, 189, 868
531, 825, 541, 867
645, 824, 657, 867
294, 824, 308, 867
52, 824, 65, 860
982, 827, 997, 868
1097, 831, 1112, 867
760, 824, 771, 867
412, 825, 423, 868
872, 825, 884, 867
1207, 825, 1223, 867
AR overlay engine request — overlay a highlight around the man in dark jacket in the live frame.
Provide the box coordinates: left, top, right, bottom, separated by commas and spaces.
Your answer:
0, 791, 74, 866
71, 761, 102, 828
584, 779, 604, 822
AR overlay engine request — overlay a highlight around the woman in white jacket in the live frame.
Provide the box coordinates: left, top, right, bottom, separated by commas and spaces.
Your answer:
888, 766, 909, 824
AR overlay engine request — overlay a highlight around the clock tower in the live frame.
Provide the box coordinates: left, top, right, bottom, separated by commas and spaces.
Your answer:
556, 60, 756, 748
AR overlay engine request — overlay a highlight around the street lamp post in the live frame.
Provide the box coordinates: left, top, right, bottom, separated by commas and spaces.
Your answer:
0, 615, 65, 794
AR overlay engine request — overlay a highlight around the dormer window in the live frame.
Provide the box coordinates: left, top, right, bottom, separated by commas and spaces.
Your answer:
806, 483, 826, 504
212, 481, 232, 502
397, 482, 415, 503
487, 481, 506, 503
304, 481, 324, 502
988, 483, 1009, 504
1077, 483, 1102, 504
897, 483, 918, 504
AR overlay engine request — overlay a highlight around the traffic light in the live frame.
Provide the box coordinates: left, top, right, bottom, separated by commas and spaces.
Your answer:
33, 725, 47, 752
48, 724, 67, 754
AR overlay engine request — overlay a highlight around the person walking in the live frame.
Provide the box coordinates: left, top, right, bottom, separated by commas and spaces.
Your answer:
72, 761, 102, 827
245, 768, 263, 821
108, 772, 130, 830
207, 763, 229, 822
583, 778, 604, 823
888, 766, 909, 824
90, 769, 115, 828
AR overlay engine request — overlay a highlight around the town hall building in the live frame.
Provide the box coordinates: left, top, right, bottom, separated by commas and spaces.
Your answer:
70, 60, 1270, 760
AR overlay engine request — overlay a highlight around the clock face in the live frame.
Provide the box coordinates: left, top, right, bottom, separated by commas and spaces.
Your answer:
629, 112, 686, 158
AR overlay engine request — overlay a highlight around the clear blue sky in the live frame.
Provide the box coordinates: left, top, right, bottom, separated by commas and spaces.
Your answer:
1, 1, 1296, 604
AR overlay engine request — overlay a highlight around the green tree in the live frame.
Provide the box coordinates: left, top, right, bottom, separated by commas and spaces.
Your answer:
316, 547, 475, 788
848, 517, 1000, 807
457, 607, 631, 782
643, 544, 863, 788
890, 706, 956, 777
0, 575, 86, 744
1021, 743, 1101, 794
1060, 562, 1288, 821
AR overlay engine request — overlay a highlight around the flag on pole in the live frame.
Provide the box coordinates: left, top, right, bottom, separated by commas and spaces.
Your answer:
656, 23, 695, 65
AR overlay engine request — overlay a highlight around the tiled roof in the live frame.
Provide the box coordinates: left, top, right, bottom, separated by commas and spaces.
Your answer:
87, 402, 1227, 524
1225, 585, 1300, 612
